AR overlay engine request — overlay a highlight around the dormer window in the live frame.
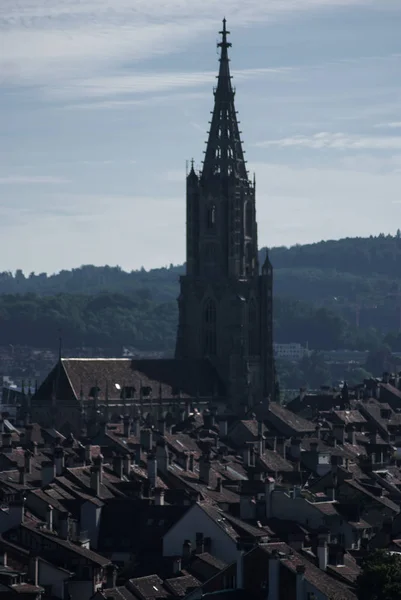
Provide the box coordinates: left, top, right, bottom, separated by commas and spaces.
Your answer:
141, 386, 152, 398
120, 386, 136, 399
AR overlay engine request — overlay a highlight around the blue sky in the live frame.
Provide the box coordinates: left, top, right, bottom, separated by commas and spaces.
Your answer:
0, 0, 400, 274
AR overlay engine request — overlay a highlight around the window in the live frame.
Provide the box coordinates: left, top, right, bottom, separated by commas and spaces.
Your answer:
245, 202, 253, 237
202, 298, 217, 356
89, 386, 101, 398
248, 299, 258, 355
120, 386, 136, 399
206, 204, 216, 230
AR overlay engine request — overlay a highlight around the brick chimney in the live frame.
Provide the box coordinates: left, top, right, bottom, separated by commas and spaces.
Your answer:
123, 415, 131, 438
154, 488, 165, 506
268, 550, 280, 600
147, 453, 157, 488
199, 451, 211, 485
94, 454, 104, 484
296, 564, 305, 600
25, 423, 33, 445
42, 461, 56, 486
123, 453, 131, 477
59, 512, 69, 540
46, 504, 53, 531
54, 447, 65, 476
18, 466, 25, 486
105, 564, 117, 589
90, 465, 100, 496
140, 428, 153, 451
24, 449, 32, 474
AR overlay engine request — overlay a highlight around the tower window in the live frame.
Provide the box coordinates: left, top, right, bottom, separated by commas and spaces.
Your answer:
245, 202, 253, 237
206, 204, 216, 230
248, 300, 259, 356
202, 298, 217, 356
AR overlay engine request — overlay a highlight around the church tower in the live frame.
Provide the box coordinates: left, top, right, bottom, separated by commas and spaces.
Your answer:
175, 20, 276, 411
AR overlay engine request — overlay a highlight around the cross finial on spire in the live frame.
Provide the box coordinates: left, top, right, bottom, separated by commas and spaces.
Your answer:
218, 18, 231, 52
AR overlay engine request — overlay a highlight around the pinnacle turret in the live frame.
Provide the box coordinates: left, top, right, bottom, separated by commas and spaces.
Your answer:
201, 19, 248, 182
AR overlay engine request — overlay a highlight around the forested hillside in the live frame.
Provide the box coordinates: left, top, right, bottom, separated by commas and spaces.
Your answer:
1, 233, 401, 353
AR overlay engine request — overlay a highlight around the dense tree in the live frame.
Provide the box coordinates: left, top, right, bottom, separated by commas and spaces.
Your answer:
356, 550, 401, 600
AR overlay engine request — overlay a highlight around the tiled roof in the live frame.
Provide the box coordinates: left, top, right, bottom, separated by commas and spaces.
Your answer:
100, 587, 137, 600
332, 410, 367, 425
343, 479, 399, 513
258, 449, 294, 473
260, 543, 356, 600
164, 573, 201, 597
60, 358, 224, 400
267, 403, 315, 433
19, 523, 111, 566
128, 575, 169, 599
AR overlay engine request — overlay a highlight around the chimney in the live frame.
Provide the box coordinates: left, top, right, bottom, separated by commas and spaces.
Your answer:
140, 428, 153, 451
18, 466, 26, 486
295, 565, 305, 600
9, 498, 24, 528
113, 454, 123, 479
290, 438, 301, 460
31, 441, 38, 456
172, 557, 182, 575
25, 423, 33, 444
0, 552, 7, 567
0, 419, 4, 435
258, 435, 265, 456
182, 540, 192, 562
236, 543, 244, 589
54, 447, 65, 476
2, 433, 12, 453
123, 453, 131, 477
333, 424, 345, 444
158, 418, 166, 436
242, 445, 251, 467
105, 564, 117, 589
24, 449, 32, 474
154, 488, 165, 506
240, 493, 256, 520
132, 417, 140, 438
317, 534, 328, 571
199, 451, 211, 485
46, 504, 53, 531
219, 418, 228, 437
41, 461, 56, 487
265, 477, 275, 519
94, 454, 104, 484
189, 453, 195, 472
59, 512, 69, 540
155, 441, 169, 473
216, 477, 222, 493
84, 445, 92, 465
147, 453, 157, 488
195, 532, 204, 554
121, 415, 129, 438
90, 466, 100, 496
28, 555, 39, 587
268, 550, 280, 600
347, 427, 356, 445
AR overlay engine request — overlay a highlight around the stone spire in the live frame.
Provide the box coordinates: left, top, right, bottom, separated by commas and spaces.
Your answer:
201, 18, 248, 182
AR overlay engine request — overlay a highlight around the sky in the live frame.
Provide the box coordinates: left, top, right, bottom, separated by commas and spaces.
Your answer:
0, 1, 400, 274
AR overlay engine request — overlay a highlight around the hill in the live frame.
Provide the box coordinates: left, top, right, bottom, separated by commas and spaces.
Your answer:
1, 233, 401, 354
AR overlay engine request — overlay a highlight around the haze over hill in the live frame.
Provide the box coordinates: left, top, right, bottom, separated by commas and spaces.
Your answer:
0, 235, 401, 354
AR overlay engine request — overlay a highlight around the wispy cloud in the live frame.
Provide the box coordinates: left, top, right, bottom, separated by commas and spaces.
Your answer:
0, 175, 69, 185
255, 132, 401, 150
374, 121, 401, 129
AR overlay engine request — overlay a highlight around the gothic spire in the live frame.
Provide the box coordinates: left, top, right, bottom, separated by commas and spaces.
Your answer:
201, 19, 248, 182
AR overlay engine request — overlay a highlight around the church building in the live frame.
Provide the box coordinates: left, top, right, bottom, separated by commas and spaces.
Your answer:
30, 20, 276, 435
